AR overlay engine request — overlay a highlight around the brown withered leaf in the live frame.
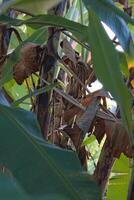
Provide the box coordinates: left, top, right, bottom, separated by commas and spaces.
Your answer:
62, 56, 74, 70
85, 64, 96, 86
93, 118, 133, 158
93, 117, 106, 144
48, 131, 68, 149
63, 124, 82, 150
13, 43, 43, 84
105, 120, 133, 158
20, 43, 41, 68
61, 39, 77, 66
68, 61, 90, 98
64, 96, 95, 123
78, 146, 88, 167
63, 125, 88, 166
13, 62, 26, 85
76, 98, 100, 133
64, 89, 107, 123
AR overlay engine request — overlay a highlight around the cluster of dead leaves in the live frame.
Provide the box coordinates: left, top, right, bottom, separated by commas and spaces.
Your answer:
63, 90, 133, 158
62, 92, 134, 159
60, 39, 95, 99
93, 118, 133, 158
13, 43, 44, 84
46, 38, 134, 165
13, 39, 134, 164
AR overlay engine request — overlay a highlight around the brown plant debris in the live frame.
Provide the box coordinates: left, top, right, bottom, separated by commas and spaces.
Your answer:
93, 119, 133, 158
13, 43, 44, 84
105, 120, 133, 158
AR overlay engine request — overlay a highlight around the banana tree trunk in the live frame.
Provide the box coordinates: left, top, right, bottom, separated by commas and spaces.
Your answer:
94, 139, 116, 197
36, 0, 67, 139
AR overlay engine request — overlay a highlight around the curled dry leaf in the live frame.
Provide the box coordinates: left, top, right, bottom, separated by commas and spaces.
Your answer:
13, 62, 27, 85
60, 38, 95, 100
13, 43, 43, 84
64, 89, 108, 123
68, 61, 90, 98
61, 39, 94, 80
63, 125, 88, 166
93, 117, 106, 144
64, 96, 95, 122
48, 131, 69, 149
78, 146, 88, 167
76, 98, 100, 134
92, 117, 133, 158
61, 39, 77, 67
63, 124, 82, 149
20, 43, 42, 69
105, 120, 133, 158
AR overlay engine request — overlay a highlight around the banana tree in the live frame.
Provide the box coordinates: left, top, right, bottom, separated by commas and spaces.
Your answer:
0, 0, 134, 200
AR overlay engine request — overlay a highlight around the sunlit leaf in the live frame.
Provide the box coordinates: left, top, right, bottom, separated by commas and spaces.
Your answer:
0, 14, 88, 42
83, 0, 134, 51
1, 0, 62, 15
117, 51, 129, 77
107, 155, 131, 200
12, 83, 58, 107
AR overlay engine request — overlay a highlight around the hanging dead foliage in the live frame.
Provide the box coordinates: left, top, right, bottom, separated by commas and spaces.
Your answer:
13, 43, 44, 84
93, 117, 106, 144
105, 120, 133, 158
92, 118, 133, 158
